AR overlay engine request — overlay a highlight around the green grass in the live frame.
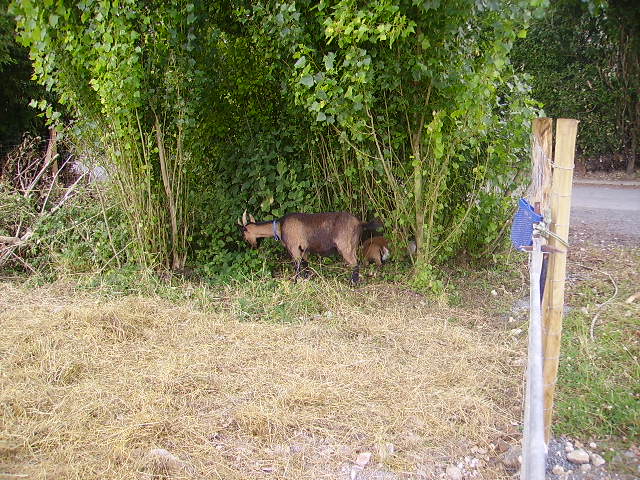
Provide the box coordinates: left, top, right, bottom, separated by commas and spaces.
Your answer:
230, 277, 327, 323
555, 249, 640, 444
555, 310, 639, 438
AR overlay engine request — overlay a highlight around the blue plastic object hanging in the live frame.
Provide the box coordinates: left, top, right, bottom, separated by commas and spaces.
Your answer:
511, 198, 543, 251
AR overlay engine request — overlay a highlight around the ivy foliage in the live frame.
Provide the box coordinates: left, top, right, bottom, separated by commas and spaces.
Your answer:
11, 0, 205, 270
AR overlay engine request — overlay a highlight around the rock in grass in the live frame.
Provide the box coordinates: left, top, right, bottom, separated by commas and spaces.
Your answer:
500, 445, 522, 469
376, 442, 395, 461
567, 449, 590, 464
590, 452, 606, 467
146, 448, 189, 475
552, 464, 565, 475
446, 465, 463, 480
355, 451, 372, 467
495, 438, 510, 453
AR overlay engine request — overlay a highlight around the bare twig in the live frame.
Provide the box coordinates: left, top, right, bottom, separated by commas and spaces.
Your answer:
0, 230, 33, 246
48, 171, 88, 216
10, 251, 37, 274
40, 153, 75, 213
23, 153, 59, 198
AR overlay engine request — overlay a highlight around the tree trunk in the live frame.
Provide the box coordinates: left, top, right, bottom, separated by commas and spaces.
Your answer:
412, 128, 425, 257
627, 99, 638, 174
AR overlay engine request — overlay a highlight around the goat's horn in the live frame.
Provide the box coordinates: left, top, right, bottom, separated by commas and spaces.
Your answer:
237, 217, 243, 226
249, 214, 255, 223
242, 210, 248, 226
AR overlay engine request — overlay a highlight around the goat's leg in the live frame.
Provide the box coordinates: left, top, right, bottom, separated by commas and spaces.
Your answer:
288, 247, 302, 283
294, 259, 311, 279
292, 260, 302, 281
350, 263, 361, 285
338, 248, 360, 285
291, 246, 311, 281
298, 249, 312, 279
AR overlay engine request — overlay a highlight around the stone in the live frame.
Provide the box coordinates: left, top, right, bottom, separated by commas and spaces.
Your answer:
445, 465, 463, 480
500, 445, 522, 469
495, 439, 510, 453
580, 464, 592, 473
567, 449, 590, 464
589, 442, 597, 449
146, 448, 189, 475
565, 441, 574, 452
590, 452, 606, 467
376, 442, 395, 461
552, 465, 565, 475
355, 451, 372, 468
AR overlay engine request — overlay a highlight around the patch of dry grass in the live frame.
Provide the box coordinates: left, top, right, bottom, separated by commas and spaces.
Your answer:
0, 279, 522, 479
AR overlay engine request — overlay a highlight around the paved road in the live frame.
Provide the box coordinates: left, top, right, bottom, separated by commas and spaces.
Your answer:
571, 183, 640, 246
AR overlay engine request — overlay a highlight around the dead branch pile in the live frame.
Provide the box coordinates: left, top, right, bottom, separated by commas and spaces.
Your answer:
0, 132, 86, 271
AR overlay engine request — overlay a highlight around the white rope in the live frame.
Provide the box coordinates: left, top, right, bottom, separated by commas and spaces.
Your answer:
574, 263, 619, 341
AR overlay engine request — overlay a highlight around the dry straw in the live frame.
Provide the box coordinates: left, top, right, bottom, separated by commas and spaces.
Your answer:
1, 280, 521, 479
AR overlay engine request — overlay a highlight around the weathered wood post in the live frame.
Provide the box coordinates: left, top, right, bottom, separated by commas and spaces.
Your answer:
531, 118, 553, 210
542, 119, 578, 442
521, 117, 553, 480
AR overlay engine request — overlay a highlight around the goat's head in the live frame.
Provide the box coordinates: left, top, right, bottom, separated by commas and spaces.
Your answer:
237, 209, 258, 248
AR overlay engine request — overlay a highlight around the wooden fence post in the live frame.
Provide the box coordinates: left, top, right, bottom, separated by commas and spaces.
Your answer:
542, 118, 578, 442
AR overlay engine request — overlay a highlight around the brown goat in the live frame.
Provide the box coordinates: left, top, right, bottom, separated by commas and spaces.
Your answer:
361, 236, 390, 266
238, 210, 381, 283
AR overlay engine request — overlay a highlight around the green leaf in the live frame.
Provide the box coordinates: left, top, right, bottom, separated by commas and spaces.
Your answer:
323, 52, 335, 70
300, 75, 314, 87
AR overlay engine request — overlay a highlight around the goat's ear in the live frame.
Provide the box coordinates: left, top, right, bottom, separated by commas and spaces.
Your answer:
242, 209, 248, 226
249, 214, 255, 223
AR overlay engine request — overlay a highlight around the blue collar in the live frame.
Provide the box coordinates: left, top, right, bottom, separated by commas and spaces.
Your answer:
273, 220, 280, 241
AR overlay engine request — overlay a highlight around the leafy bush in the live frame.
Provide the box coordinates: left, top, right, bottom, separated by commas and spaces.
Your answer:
247, 0, 542, 267
10, 0, 549, 279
